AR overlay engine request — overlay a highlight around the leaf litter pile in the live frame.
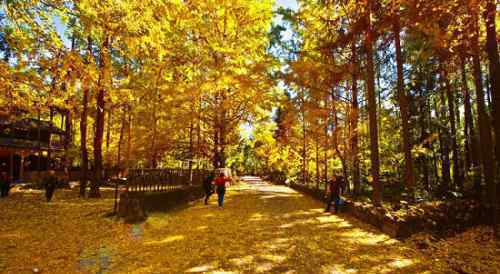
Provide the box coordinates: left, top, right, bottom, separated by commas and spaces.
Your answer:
1, 182, 498, 273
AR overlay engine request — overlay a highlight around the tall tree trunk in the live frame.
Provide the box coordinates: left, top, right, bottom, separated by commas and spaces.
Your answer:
301, 92, 307, 184
324, 92, 329, 187
365, 0, 381, 206
219, 91, 227, 168
105, 105, 112, 166
315, 135, 320, 189
117, 105, 126, 169
483, 0, 499, 236
470, 0, 495, 205
188, 120, 194, 183
196, 96, 202, 167
351, 40, 361, 196
149, 102, 158, 168
461, 56, 481, 196
438, 79, 452, 195
79, 37, 91, 197
90, 35, 110, 198
149, 69, 163, 168
126, 105, 132, 172
443, 66, 462, 189
419, 78, 430, 192
430, 96, 440, 186
213, 121, 220, 168
394, 13, 415, 197
48, 108, 54, 165
64, 110, 71, 180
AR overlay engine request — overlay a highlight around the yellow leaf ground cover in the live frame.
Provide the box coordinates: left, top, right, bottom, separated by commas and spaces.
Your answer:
1, 180, 490, 273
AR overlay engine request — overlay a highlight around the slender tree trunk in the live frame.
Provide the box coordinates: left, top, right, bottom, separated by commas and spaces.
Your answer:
323, 136, 328, 187
315, 135, 320, 189
213, 120, 220, 168
324, 92, 329, 187
219, 91, 227, 168
460, 62, 474, 174
126, 105, 132, 172
117, 105, 125, 169
149, 103, 158, 168
431, 96, 440, 185
219, 123, 226, 168
394, 13, 415, 197
48, 108, 54, 165
189, 120, 194, 183
90, 35, 110, 198
470, 1, 495, 207
197, 96, 202, 166
301, 92, 307, 184
365, 0, 381, 206
105, 105, 112, 166
343, 114, 350, 192
483, 0, 499, 236
443, 66, 462, 189
351, 40, 361, 196
79, 37, 91, 197
419, 82, 430, 192
438, 79, 452, 195
332, 89, 338, 154
64, 110, 71, 180
461, 56, 482, 196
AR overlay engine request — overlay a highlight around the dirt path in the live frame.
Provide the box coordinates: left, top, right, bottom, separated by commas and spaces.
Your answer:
114, 177, 448, 273
0, 178, 450, 273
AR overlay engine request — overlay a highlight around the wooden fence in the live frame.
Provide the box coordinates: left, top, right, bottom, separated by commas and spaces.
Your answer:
126, 168, 211, 192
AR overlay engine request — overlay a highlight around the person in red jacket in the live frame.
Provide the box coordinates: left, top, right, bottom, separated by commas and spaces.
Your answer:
213, 172, 231, 208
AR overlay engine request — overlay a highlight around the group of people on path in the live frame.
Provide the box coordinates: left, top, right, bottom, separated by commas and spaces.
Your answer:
202, 171, 232, 208
200, 169, 345, 213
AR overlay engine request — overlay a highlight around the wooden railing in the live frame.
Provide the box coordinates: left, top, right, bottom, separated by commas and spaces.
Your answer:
126, 168, 212, 192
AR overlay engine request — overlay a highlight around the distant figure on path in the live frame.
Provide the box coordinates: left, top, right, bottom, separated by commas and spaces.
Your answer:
203, 172, 215, 205
0, 171, 11, 197
214, 172, 232, 208
43, 169, 58, 202
325, 174, 345, 213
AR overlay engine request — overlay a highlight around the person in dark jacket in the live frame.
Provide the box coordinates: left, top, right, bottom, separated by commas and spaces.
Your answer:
203, 173, 215, 205
325, 175, 345, 213
43, 170, 58, 202
0, 171, 10, 197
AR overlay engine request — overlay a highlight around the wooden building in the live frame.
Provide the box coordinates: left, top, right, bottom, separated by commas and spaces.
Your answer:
0, 109, 70, 182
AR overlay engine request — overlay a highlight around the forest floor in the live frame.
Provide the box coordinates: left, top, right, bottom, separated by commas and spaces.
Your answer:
0, 178, 498, 274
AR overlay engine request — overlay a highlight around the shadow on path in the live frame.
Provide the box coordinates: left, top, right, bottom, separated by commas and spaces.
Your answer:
111, 177, 448, 273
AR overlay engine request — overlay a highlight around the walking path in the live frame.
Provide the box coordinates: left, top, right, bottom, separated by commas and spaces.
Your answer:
0, 177, 448, 273
114, 176, 445, 273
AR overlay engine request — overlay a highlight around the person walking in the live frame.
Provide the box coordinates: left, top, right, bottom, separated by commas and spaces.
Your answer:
325, 174, 345, 213
43, 169, 58, 202
202, 172, 215, 205
214, 171, 231, 208
0, 171, 10, 197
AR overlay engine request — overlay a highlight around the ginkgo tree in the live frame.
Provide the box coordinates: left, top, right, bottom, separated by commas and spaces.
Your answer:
1, 0, 277, 197
263, 0, 498, 234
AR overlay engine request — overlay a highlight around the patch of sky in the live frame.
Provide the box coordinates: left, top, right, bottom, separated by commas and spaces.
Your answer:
53, 15, 72, 48
274, 0, 298, 11
271, 0, 298, 54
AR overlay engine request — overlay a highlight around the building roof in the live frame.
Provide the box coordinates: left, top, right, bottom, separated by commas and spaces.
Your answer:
0, 118, 65, 135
